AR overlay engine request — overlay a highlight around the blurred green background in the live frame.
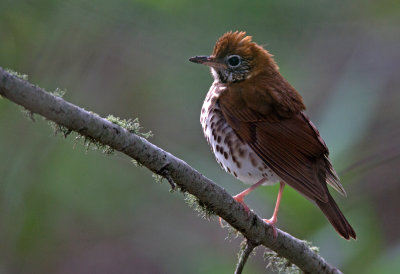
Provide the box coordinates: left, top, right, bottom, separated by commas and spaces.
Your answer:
1, 0, 399, 273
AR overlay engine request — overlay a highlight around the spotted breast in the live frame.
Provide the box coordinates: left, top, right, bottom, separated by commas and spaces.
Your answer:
200, 81, 280, 186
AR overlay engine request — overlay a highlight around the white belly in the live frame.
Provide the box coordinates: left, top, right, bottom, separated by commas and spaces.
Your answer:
200, 83, 281, 186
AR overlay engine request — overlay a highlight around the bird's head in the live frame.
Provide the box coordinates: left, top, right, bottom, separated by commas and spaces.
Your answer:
189, 31, 278, 83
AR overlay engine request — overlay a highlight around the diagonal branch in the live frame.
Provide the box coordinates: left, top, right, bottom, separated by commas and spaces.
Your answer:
0, 67, 341, 274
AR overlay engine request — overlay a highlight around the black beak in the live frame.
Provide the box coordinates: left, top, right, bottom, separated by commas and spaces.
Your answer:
189, 55, 226, 69
189, 55, 212, 64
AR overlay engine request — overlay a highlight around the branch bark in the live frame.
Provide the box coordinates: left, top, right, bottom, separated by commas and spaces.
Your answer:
0, 67, 342, 274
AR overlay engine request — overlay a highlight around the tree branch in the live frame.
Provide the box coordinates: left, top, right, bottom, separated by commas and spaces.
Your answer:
0, 67, 342, 274
235, 240, 258, 274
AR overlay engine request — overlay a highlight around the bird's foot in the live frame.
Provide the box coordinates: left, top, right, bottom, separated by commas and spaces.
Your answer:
263, 218, 278, 239
219, 194, 251, 227
232, 193, 251, 214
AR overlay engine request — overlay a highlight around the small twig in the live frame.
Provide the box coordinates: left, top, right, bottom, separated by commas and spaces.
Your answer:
235, 239, 258, 274
158, 163, 176, 190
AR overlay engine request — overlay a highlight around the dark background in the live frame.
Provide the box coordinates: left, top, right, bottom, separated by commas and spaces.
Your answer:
1, 0, 399, 273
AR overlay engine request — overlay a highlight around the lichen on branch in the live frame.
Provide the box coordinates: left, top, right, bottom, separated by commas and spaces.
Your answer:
0, 67, 342, 274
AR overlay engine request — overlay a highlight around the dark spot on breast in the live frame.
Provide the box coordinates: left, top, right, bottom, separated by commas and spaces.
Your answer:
216, 119, 225, 131
223, 152, 228, 159
210, 114, 215, 122
212, 129, 216, 139
217, 135, 221, 143
233, 171, 238, 177
227, 167, 231, 173
258, 166, 263, 171
249, 153, 258, 166
216, 145, 221, 153
224, 132, 232, 144
248, 172, 252, 176
234, 140, 242, 150
238, 148, 245, 157
201, 107, 205, 114
236, 162, 241, 168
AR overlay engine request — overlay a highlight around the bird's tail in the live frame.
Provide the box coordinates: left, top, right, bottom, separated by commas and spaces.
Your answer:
315, 192, 356, 240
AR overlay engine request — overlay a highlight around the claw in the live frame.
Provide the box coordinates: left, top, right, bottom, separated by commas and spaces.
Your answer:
219, 216, 225, 227
233, 194, 251, 215
263, 218, 278, 239
219, 194, 251, 228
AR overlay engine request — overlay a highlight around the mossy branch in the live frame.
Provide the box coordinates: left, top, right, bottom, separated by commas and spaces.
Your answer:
235, 240, 258, 274
0, 67, 342, 274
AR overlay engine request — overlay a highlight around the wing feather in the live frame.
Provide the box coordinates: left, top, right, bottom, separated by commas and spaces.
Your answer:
219, 91, 345, 202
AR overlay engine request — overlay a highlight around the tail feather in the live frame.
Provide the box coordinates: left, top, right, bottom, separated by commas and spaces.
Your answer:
315, 193, 356, 240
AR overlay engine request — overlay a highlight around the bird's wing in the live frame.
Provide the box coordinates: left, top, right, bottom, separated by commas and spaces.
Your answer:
218, 90, 345, 202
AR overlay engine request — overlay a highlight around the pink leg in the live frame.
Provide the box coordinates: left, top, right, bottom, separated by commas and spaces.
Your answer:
219, 178, 266, 227
263, 182, 285, 238
233, 178, 267, 213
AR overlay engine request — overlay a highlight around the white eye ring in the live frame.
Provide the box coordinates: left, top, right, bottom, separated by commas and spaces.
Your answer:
227, 55, 241, 68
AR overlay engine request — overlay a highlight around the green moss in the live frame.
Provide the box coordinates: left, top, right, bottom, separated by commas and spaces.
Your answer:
237, 239, 257, 260
264, 249, 300, 273
226, 223, 241, 240
303, 240, 320, 254
20, 108, 35, 122
106, 115, 153, 138
49, 87, 66, 98
74, 134, 114, 155
131, 159, 143, 167
48, 121, 72, 138
152, 173, 164, 184
263, 241, 319, 273
184, 192, 215, 220
5, 68, 28, 80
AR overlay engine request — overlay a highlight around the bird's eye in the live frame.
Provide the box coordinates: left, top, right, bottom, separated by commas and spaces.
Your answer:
227, 55, 241, 67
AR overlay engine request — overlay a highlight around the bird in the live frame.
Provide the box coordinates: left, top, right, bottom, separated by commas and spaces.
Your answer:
189, 31, 356, 240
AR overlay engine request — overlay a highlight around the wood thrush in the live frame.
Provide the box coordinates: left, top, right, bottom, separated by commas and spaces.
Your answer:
189, 31, 356, 240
